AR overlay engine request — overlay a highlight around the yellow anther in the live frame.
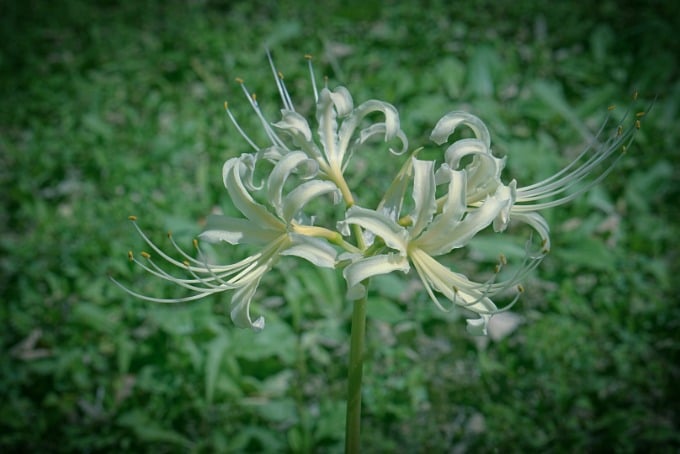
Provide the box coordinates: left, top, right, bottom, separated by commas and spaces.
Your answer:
632, 89, 638, 100
183, 260, 190, 267
224, 101, 228, 110
193, 239, 199, 249
499, 253, 507, 266
452, 285, 459, 293
494, 264, 501, 274
167, 231, 172, 239
517, 284, 525, 293
278, 71, 284, 80
128, 215, 137, 221
607, 105, 616, 111
141, 251, 151, 259
235, 77, 244, 84
128, 251, 134, 261
304, 54, 313, 60
635, 111, 645, 118
622, 145, 628, 154
251, 93, 257, 102
635, 120, 641, 129
617, 125, 623, 136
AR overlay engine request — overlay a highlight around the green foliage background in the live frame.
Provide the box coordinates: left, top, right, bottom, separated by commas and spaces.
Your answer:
1, 0, 678, 451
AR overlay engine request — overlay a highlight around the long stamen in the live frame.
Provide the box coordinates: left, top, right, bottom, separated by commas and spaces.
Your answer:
305, 54, 319, 103
266, 50, 295, 111
515, 102, 645, 211
224, 102, 260, 151
236, 78, 289, 150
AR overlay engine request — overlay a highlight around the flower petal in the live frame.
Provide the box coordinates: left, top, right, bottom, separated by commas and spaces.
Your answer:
409, 248, 497, 316
414, 168, 467, 251
273, 109, 312, 142
223, 157, 283, 230
282, 179, 339, 223
230, 275, 266, 331
336, 99, 402, 167
410, 159, 437, 237
280, 233, 337, 268
418, 192, 508, 256
329, 86, 354, 117
343, 205, 409, 253
443, 138, 505, 203
377, 154, 415, 221
466, 315, 492, 336
316, 88, 341, 168
266, 151, 315, 217
272, 110, 324, 161
343, 253, 410, 299
200, 215, 280, 245
430, 111, 491, 148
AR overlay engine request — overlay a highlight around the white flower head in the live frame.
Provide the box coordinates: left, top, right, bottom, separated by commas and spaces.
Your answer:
114, 51, 646, 336
113, 151, 340, 331
224, 51, 409, 205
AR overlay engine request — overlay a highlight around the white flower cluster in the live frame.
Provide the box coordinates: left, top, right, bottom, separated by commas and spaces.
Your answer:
113, 53, 643, 335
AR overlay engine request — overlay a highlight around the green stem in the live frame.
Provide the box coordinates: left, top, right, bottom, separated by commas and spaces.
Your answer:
345, 288, 368, 453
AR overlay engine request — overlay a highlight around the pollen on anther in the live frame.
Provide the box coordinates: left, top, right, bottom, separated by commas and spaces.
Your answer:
633, 89, 639, 100
167, 231, 172, 239
141, 251, 151, 259
636, 111, 646, 118
224, 101, 228, 110
517, 284, 525, 293
304, 54, 313, 60
193, 239, 199, 249
128, 215, 137, 221
128, 251, 134, 261
183, 260, 190, 267
251, 93, 257, 102
617, 125, 623, 136
235, 77, 244, 84
607, 105, 616, 111
635, 120, 641, 129
277, 71, 284, 80
499, 253, 507, 266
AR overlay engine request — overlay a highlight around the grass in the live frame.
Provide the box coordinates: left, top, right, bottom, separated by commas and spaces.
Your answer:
1, 0, 679, 451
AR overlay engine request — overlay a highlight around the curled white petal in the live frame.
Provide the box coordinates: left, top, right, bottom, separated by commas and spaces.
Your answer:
344, 205, 409, 253
466, 315, 491, 336
281, 233, 337, 268
230, 276, 266, 331
223, 157, 283, 230
329, 86, 354, 117
273, 109, 313, 142
430, 111, 491, 148
266, 151, 312, 217
282, 180, 339, 223
343, 253, 410, 298
200, 215, 280, 245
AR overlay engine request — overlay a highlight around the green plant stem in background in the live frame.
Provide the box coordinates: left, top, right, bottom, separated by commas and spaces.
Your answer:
345, 289, 368, 453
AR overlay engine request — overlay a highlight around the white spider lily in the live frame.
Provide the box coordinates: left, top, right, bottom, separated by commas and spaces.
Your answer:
224, 53, 408, 202
430, 107, 644, 252
341, 158, 541, 335
113, 151, 341, 331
